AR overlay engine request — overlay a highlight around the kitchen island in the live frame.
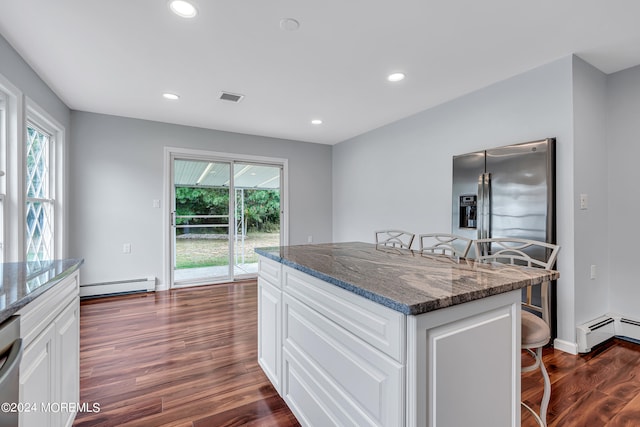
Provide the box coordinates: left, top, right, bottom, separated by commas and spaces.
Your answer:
255, 242, 559, 427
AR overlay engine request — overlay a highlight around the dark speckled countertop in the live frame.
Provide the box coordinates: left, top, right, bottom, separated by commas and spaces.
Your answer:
255, 242, 559, 315
0, 258, 83, 323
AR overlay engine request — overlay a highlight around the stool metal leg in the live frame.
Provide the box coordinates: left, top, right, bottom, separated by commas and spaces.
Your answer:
538, 347, 550, 426
521, 347, 550, 427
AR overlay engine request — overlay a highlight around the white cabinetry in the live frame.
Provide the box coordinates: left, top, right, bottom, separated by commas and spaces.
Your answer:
281, 266, 405, 427
20, 322, 55, 427
257, 256, 521, 427
18, 270, 80, 427
406, 292, 520, 427
257, 257, 282, 393
55, 299, 80, 427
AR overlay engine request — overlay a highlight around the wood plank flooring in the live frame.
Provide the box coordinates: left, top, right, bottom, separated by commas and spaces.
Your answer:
74, 281, 640, 426
74, 281, 299, 427
522, 338, 640, 427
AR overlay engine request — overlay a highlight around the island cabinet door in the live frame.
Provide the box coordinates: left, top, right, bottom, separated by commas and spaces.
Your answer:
258, 277, 282, 394
406, 290, 521, 427
282, 294, 404, 427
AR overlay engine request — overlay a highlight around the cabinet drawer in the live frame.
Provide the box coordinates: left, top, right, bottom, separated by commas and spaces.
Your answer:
258, 256, 282, 288
283, 266, 405, 362
283, 294, 404, 427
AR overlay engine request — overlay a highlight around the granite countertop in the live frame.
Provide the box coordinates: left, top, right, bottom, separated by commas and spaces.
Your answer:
0, 258, 84, 323
255, 242, 560, 315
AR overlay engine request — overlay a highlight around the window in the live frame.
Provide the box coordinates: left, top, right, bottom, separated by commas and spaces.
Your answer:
25, 121, 55, 262
0, 72, 65, 263
0, 91, 6, 260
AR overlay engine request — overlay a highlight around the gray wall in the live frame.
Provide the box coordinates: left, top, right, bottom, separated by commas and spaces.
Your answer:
572, 57, 610, 325
333, 57, 580, 344
607, 64, 640, 318
69, 111, 332, 287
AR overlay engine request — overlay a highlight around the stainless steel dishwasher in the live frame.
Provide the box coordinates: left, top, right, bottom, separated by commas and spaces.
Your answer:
0, 316, 22, 427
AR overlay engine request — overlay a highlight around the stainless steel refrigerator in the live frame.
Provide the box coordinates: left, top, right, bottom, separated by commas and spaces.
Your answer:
452, 138, 557, 331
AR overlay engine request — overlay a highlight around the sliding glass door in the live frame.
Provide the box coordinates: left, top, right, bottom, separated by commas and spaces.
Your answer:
170, 156, 282, 287
173, 159, 232, 284
232, 163, 281, 275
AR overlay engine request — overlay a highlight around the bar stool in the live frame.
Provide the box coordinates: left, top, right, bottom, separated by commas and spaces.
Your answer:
418, 233, 473, 257
474, 237, 560, 427
374, 230, 415, 249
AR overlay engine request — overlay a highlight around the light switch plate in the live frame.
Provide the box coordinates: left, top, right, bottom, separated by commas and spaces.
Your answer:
580, 193, 588, 210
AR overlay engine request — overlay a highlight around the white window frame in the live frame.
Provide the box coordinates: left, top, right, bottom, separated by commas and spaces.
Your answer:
0, 73, 22, 262
24, 98, 65, 262
0, 91, 6, 261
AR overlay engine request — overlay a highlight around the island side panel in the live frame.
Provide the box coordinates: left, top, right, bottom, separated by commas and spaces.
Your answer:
406, 290, 522, 427
257, 256, 283, 394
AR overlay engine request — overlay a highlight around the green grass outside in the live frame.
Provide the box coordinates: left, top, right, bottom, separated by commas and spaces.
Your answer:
175, 231, 280, 269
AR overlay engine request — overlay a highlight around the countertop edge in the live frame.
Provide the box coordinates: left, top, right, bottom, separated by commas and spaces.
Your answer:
256, 248, 411, 315
0, 259, 84, 324
255, 247, 559, 316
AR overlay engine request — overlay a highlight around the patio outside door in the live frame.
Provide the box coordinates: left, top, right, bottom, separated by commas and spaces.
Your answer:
170, 156, 282, 287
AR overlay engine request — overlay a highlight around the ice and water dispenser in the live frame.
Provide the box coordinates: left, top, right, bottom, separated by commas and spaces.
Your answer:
459, 195, 477, 229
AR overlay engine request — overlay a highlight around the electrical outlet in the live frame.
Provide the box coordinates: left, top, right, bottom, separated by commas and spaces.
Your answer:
590, 264, 596, 280
152, 199, 161, 208
123, 243, 131, 254
307, 235, 313, 243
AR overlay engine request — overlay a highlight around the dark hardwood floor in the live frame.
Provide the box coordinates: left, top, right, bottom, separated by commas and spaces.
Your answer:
522, 338, 640, 427
74, 281, 299, 427
74, 281, 640, 427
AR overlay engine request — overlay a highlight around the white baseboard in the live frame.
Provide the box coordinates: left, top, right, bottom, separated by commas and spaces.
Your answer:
553, 338, 578, 355
80, 276, 156, 297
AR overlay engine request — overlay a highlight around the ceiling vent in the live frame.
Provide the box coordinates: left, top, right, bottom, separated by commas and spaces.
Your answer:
219, 92, 244, 103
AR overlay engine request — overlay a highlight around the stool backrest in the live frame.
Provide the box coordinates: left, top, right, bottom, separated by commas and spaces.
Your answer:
474, 238, 559, 271
418, 233, 473, 257
375, 230, 415, 250
475, 237, 560, 324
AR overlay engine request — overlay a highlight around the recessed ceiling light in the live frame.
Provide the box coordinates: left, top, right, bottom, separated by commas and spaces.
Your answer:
311, 119, 323, 125
163, 93, 180, 100
387, 72, 406, 82
169, 0, 198, 18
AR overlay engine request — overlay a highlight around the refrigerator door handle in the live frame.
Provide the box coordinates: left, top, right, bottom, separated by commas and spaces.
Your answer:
477, 173, 491, 255
484, 172, 491, 240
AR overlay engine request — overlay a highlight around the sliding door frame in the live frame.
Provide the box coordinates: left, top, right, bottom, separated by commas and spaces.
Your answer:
163, 147, 288, 291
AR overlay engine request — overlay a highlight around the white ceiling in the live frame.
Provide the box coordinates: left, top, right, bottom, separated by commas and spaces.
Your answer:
1, 1, 640, 145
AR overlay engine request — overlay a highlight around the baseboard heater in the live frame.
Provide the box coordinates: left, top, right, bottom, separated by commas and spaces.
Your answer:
577, 313, 640, 353
80, 276, 156, 298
